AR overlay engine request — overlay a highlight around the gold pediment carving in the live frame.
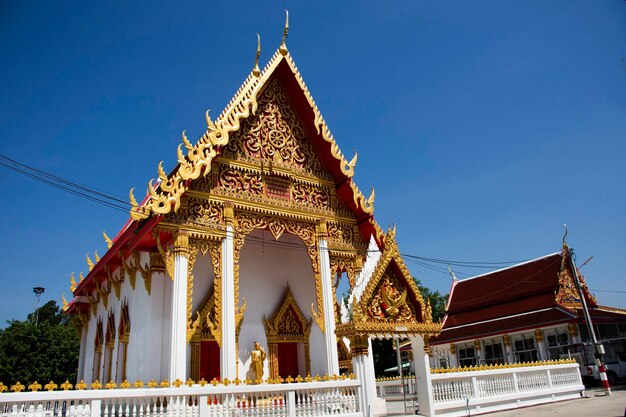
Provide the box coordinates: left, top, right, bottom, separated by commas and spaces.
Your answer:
264, 285, 312, 343
338, 227, 441, 339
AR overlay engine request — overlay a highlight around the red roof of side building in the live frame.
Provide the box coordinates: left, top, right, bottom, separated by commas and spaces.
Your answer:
431, 249, 610, 346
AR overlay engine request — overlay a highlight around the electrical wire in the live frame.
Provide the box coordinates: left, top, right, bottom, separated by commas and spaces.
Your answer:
0, 153, 543, 278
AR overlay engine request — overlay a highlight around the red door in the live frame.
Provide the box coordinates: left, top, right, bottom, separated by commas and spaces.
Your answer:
200, 341, 220, 381
277, 342, 299, 379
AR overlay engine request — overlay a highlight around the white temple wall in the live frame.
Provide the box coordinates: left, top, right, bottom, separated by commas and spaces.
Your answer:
191, 252, 215, 313
82, 309, 97, 383
238, 230, 325, 378
430, 323, 577, 369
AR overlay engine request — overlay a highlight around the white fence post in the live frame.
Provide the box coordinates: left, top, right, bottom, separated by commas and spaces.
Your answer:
90, 399, 101, 417
288, 391, 296, 417
199, 395, 208, 416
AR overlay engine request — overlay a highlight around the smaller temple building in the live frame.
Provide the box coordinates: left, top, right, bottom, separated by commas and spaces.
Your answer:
430, 244, 626, 375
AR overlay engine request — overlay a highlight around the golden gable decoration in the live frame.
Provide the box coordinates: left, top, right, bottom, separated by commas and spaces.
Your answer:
264, 285, 312, 343
336, 227, 441, 342
264, 285, 312, 379
128, 48, 372, 222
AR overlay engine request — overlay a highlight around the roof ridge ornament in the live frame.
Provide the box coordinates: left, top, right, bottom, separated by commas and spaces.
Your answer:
253, 33, 261, 77
279, 10, 289, 56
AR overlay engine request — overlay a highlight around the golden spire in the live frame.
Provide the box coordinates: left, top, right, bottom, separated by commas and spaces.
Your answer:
79, 272, 84, 282
70, 273, 77, 292
279, 10, 289, 56
94, 251, 100, 262
61, 293, 68, 311
253, 33, 261, 77
103, 231, 112, 249
86, 254, 94, 271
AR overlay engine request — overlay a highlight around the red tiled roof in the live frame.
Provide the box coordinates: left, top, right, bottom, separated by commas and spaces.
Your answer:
433, 307, 576, 344
447, 253, 562, 314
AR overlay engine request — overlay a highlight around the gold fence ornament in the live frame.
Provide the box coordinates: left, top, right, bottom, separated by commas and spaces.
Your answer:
10, 382, 24, 393
211, 378, 219, 387
234, 378, 241, 386
134, 380, 145, 388
44, 381, 58, 391
28, 381, 42, 392
120, 380, 131, 389
173, 378, 183, 388
160, 380, 170, 388
91, 380, 102, 390
304, 375, 312, 383
105, 380, 117, 390
185, 379, 195, 387
198, 378, 207, 387
285, 376, 294, 383
75, 380, 87, 390
0, 383, 6, 392
222, 378, 230, 386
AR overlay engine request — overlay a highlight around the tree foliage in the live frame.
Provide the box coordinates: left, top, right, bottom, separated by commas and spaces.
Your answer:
0, 301, 79, 384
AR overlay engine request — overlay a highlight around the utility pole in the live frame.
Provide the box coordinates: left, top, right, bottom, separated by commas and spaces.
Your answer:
563, 226, 610, 396
32, 287, 45, 326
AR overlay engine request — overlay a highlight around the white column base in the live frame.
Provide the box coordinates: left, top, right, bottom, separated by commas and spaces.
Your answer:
411, 336, 435, 417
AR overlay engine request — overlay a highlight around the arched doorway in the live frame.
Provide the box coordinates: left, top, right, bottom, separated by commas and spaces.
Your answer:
189, 286, 220, 381
264, 286, 312, 379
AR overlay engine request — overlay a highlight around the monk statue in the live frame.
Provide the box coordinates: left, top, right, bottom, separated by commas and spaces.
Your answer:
251, 342, 266, 382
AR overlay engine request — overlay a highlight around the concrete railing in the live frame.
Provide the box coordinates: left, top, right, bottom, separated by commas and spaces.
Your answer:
0, 379, 361, 417
430, 362, 584, 417
375, 377, 416, 398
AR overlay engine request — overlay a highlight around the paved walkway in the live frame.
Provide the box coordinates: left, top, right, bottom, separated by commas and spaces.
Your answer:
385, 386, 626, 417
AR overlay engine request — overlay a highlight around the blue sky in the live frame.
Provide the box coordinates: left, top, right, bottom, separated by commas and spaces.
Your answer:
0, 1, 624, 325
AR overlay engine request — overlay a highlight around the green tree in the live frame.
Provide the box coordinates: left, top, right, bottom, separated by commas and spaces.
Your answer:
0, 301, 79, 384
414, 278, 448, 322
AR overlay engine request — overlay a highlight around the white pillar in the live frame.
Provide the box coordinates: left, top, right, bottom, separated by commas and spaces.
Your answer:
411, 336, 434, 417
350, 335, 377, 416
77, 325, 88, 382
221, 224, 237, 380
168, 233, 189, 382
319, 238, 340, 376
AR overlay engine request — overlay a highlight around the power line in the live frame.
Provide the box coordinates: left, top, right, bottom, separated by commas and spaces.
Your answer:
0, 153, 542, 277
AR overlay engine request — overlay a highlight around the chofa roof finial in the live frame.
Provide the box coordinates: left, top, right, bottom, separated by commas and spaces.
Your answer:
252, 33, 261, 77
279, 10, 289, 56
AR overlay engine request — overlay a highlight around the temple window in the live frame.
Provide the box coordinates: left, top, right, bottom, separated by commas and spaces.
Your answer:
116, 302, 130, 382
92, 320, 103, 381
457, 343, 478, 367
103, 312, 116, 383
545, 330, 571, 360
483, 339, 505, 365
513, 335, 538, 363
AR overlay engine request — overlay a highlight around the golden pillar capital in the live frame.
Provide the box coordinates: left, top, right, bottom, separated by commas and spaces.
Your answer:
568, 323, 578, 338
534, 329, 544, 343
503, 334, 511, 346
449, 343, 456, 355
349, 334, 369, 357
223, 202, 234, 225
474, 339, 481, 351
173, 231, 190, 257
317, 219, 328, 239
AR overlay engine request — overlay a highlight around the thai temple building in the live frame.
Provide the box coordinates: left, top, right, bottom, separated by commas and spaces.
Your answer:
63, 18, 440, 414
430, 244, 626, 382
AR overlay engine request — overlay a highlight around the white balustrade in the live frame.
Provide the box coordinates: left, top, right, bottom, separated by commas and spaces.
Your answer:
374, 378, 416, 398
430, 362, 584, 417
0, 380, 360, 417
